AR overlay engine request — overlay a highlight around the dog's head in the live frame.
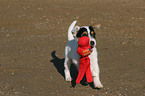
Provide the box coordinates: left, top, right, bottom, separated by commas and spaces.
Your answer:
73, 24, 101, 48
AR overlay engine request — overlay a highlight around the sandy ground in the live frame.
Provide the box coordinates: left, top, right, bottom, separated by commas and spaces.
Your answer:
0, 0, 145, 96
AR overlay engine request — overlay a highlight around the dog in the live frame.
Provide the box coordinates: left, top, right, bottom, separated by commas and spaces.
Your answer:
64, 20, 103, 88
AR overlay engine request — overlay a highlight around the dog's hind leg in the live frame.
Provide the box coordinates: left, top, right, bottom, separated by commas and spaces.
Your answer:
64, 57, 72, 81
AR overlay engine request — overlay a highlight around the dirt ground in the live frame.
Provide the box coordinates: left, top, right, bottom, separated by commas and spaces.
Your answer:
0, 0, 145, 96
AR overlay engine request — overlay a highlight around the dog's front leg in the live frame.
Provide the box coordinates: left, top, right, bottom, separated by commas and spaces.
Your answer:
91, 67, 103, 88
90, 48, 103, 88
64, 57, 72, 81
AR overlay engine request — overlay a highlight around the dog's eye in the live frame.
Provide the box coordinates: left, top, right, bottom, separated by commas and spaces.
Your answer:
83, 32, 88, 35
91, 31, 94, 35
90, 31, 95, 38
76, 28, 88, 38
90, 31, 94, 35
81, 31, 88, 36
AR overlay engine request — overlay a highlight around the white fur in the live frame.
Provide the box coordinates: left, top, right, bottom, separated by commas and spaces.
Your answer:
64, 20, 103, 88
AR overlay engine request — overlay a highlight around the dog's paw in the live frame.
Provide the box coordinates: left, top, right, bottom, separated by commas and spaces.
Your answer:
94, 83, 103, 89
93, 77, 103, 89
65, 77, 72, 82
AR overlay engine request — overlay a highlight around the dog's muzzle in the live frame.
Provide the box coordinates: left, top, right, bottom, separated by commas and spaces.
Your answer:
90, 41, 95, 46
90, 41, 95, 48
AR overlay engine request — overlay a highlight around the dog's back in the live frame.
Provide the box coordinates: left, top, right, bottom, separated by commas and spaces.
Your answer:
65, 39, 80, 66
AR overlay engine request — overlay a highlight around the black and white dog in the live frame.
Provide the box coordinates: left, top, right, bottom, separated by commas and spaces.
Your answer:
64, 20, 103, 88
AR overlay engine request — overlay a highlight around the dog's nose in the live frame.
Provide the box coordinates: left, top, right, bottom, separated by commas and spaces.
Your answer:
90, 41, 95, 45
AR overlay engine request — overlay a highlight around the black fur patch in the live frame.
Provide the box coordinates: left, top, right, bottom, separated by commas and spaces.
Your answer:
89, 26, 96, 38
76, 27, 88, 38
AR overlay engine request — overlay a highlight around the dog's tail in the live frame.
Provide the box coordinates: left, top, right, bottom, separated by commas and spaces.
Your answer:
68, 20, 77, 41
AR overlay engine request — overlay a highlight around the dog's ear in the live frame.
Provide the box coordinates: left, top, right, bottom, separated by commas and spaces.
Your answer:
92, 24, 101, 29
72, 26, 80, 37
75, 26, 80, 31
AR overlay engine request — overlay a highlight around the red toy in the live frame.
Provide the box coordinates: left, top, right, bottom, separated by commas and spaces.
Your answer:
76, 36, 93, 84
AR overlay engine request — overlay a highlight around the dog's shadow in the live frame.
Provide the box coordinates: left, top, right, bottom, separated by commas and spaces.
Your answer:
50, 51, 78, 87
50, 51, 65, 77
50, 51, 96, 88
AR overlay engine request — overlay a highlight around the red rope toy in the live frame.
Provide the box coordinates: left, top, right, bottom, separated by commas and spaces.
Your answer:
76, 36, 93, 84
